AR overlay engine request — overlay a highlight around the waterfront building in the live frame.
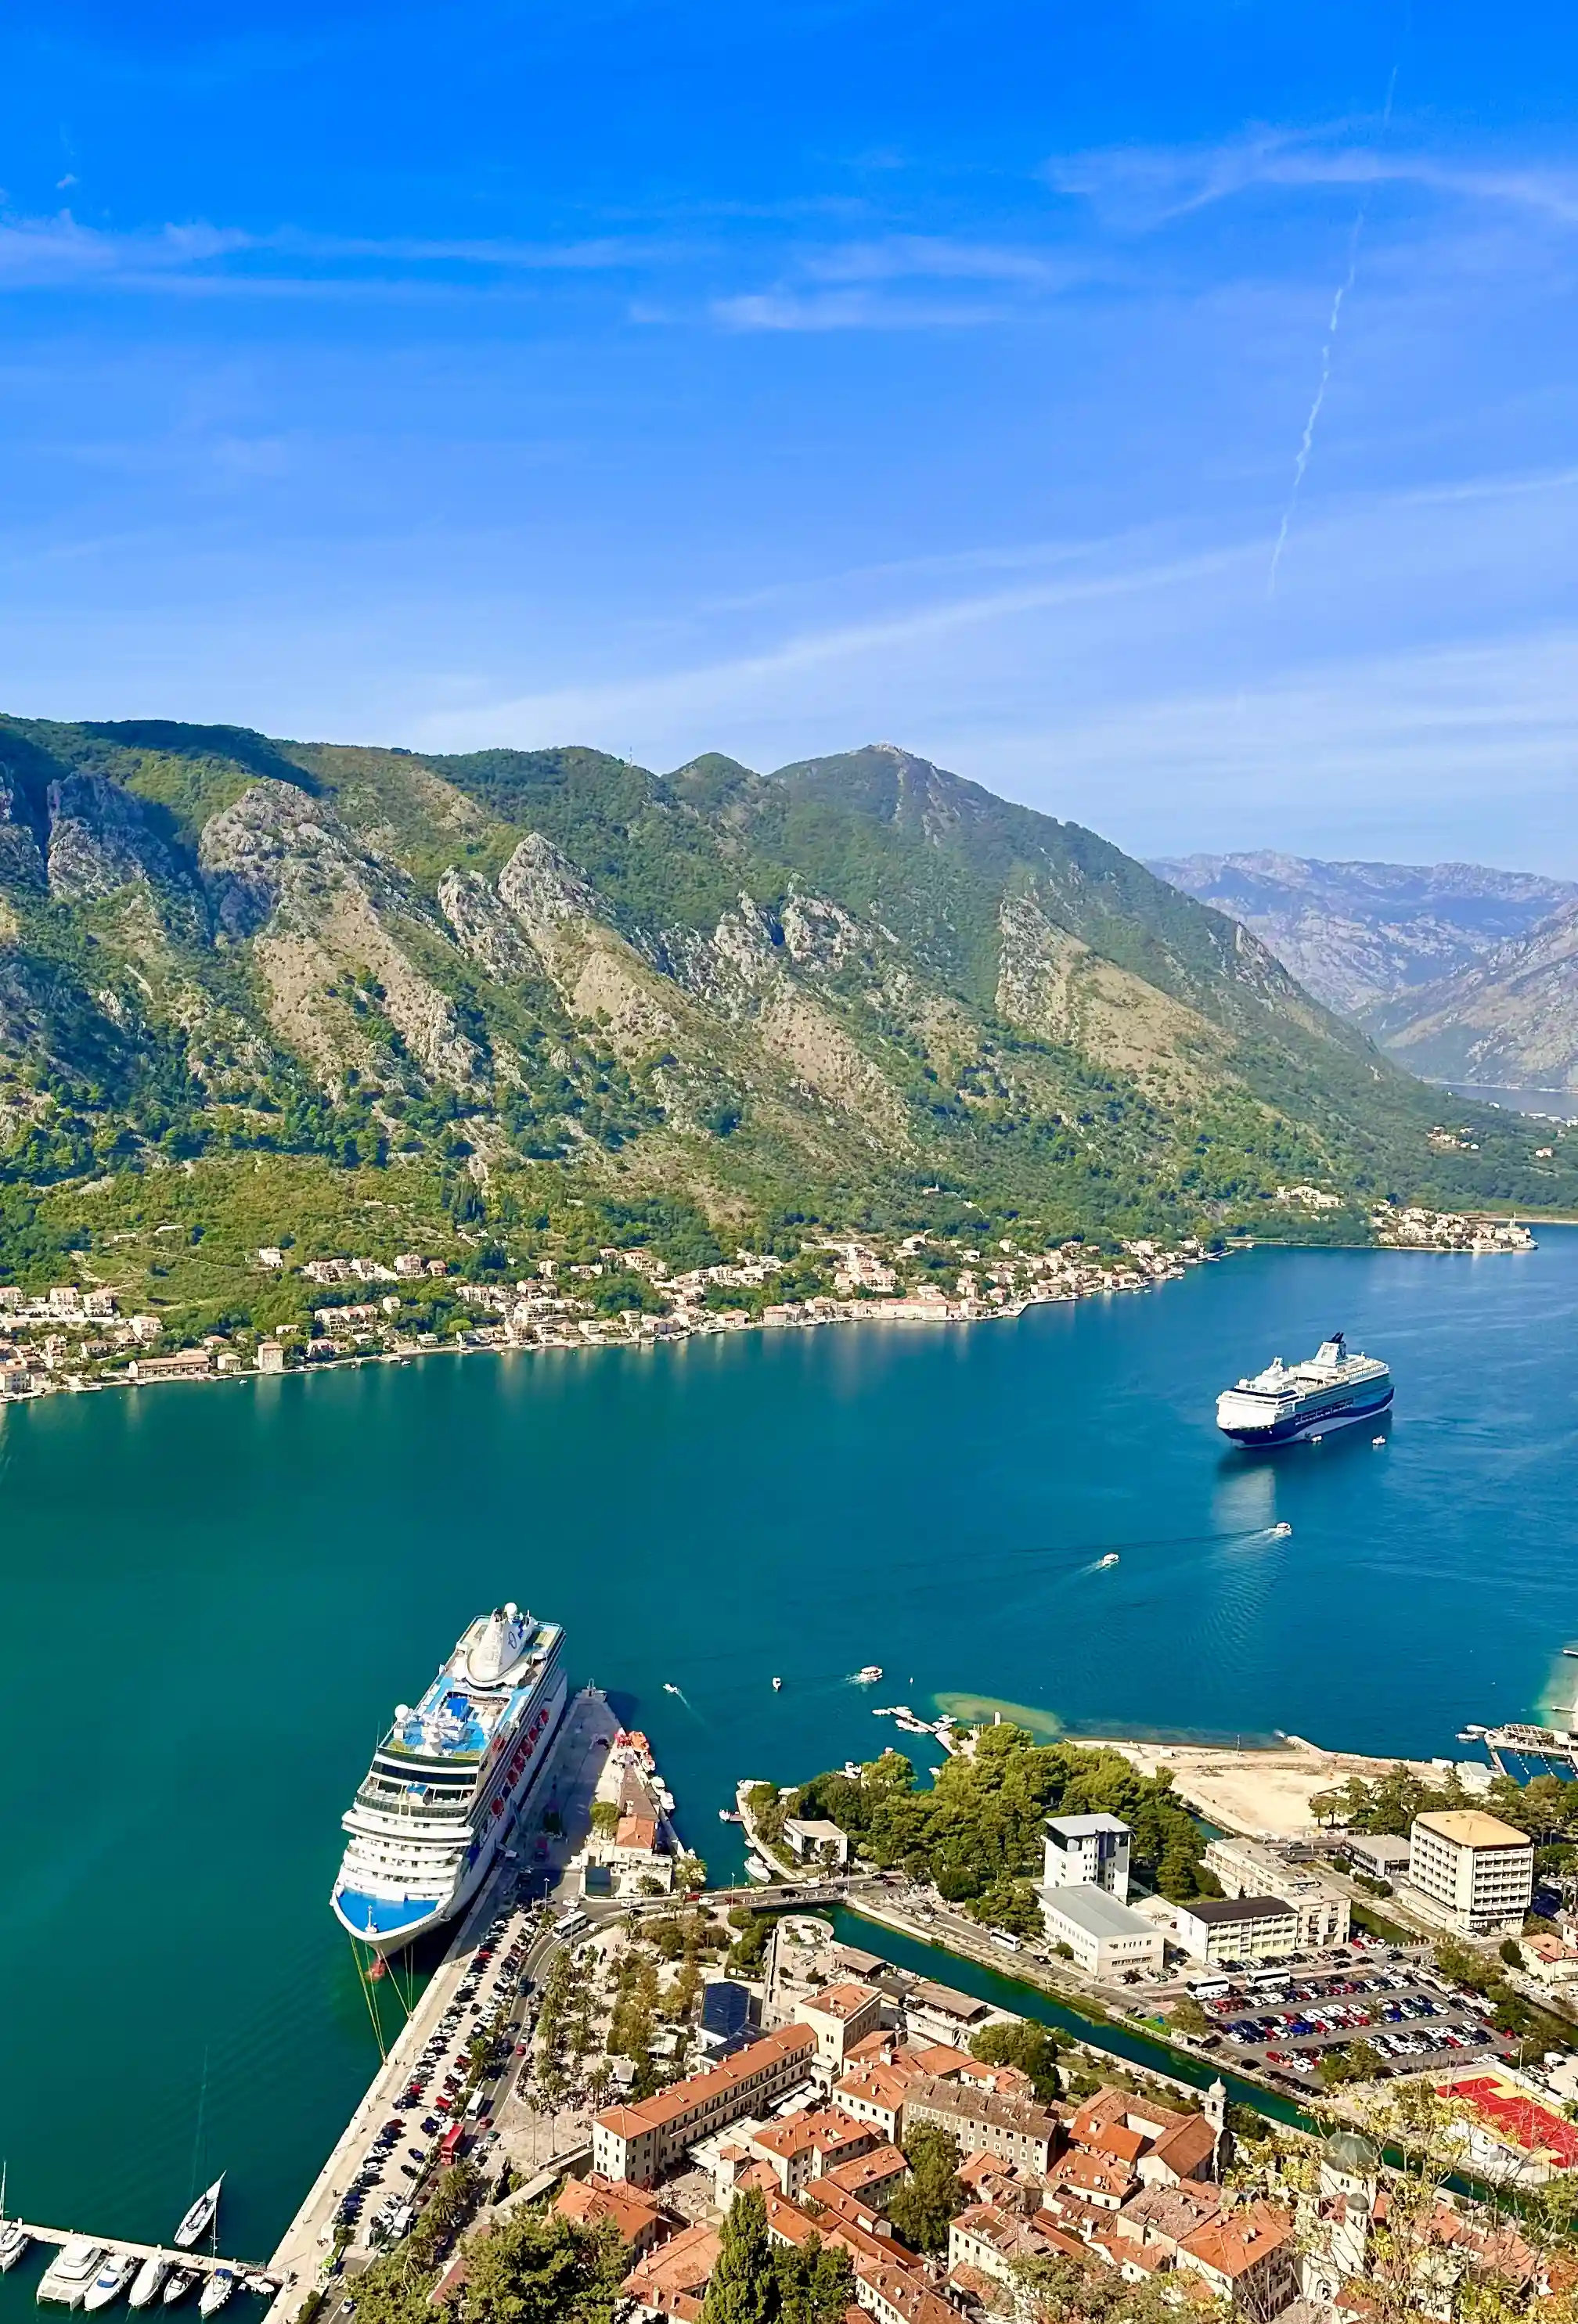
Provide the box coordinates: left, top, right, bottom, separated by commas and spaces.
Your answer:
1407, 1811, 1535, 1935
256, 1339, 286, 1374
1037, 1881, 1166, 1978
1043, 1812, 1133, 1899
593, 2024, 816, 2185
901, 1980, 994, 2048
792, 1980, 884, 2068
782, 1815, 850, 1868
1068, 2085, 1222, 2189
1173, 1894, 1299, 1966
1204, 1836, 1351, 1949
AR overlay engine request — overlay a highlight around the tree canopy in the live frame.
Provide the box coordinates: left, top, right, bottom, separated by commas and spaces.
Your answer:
788, 1725, 1220, 1914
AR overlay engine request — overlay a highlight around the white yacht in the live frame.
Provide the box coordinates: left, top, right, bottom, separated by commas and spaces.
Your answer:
173, 2182, 222, 2253
83, 2255, 135, 2313
330, 1607, 567, 1954
196, 2272, 234, 2319
38, 2242, 106, 2308
1216, 1332, 1392, 1446
129, 2257, 174, 2310
0, 2222, 31, 2275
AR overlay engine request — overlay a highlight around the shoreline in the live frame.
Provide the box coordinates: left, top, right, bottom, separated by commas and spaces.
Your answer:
4, 1208, 1544, 1412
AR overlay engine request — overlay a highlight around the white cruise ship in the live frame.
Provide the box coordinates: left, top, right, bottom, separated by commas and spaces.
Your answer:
331, 1606, 567, 1952
1216, 1330, 1392, 1446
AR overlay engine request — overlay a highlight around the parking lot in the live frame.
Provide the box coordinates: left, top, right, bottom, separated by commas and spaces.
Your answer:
1200, 1964, 1515, 2081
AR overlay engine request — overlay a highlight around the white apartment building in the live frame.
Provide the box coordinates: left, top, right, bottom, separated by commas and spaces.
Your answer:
1039, 1882, 1166, 1980
1043, 1814, 1133, 1901
1408, 1811, 1535, 1936
1204, 1835, 1351, 1949
1173, 1895, 1299, 1967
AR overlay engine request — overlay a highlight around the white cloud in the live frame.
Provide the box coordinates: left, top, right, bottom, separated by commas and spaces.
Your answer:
1046, 127, 1578, 233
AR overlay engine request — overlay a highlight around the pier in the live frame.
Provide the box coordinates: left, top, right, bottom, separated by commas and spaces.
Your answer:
263, 1687, 619, 2322
10, 2224, 262, 2281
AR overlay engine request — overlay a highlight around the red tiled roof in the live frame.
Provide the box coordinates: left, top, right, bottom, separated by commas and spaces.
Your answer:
596, 2025, 816, 2137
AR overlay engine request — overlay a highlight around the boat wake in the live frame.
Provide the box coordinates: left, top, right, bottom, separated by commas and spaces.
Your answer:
661, 1682, 702, 1719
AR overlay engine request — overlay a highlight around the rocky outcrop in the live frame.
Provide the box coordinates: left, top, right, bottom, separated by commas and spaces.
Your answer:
45, 773, 194, 907
438, 867, 541, 984
200, 783, 483, 1087
496, 833, 603, 946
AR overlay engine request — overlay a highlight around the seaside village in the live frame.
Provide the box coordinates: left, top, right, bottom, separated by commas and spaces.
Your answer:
0, 1236, 1205, 1398
0, 1197, 1533, 1400
369, 1721, 1578, 2324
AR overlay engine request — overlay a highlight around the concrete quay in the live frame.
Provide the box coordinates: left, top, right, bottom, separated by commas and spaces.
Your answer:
264, 1688, 619, 2322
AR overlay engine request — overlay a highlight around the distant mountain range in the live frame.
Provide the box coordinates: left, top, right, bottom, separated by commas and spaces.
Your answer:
1151, 851, 1578, 1096
0, 719, 1565, 1331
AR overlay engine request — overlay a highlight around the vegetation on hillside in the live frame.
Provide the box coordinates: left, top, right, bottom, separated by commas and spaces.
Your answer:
0, 715, 1569, 1323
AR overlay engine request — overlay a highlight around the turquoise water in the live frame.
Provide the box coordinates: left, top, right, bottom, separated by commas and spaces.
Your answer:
1, 1234, 1576, 2289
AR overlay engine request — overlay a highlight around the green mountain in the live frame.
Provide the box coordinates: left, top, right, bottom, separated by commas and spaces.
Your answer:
0, 717, 1567, 1318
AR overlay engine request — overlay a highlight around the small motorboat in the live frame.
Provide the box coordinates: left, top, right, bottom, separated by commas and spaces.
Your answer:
174, 2180, 223, 2252
161, 2272, 200, 2308
0, 2221, 31, 2274
1372, 1435, 1385, 1447
129, 2257, 174, 2311
83, 2254, 136, 2313
854, 1666, 883, 1684
1097, 1554, 1119, 1569
197, 2272, 235, 2320
744, 1854, 773, 1883
771, 1677, 783, 1691
661, 1682, 681, 1697
1270, 1521, 1292, 1539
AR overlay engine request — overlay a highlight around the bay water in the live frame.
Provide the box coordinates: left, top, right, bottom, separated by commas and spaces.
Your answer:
2, 1234, 1576, 2282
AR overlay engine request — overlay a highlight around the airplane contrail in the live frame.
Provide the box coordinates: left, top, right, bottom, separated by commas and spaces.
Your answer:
1267, 63, 1400, 597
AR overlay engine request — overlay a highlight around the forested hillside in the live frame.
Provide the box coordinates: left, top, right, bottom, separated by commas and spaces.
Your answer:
0, 716, 1567, 1333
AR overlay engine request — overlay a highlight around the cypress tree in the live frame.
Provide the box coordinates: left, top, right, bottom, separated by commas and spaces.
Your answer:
701, 2185, 779, 2324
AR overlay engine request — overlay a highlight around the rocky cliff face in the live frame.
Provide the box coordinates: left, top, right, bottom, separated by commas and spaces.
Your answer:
0, 711, 1565, 1237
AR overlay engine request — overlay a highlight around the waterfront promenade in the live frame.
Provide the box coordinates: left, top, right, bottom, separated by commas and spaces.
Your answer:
265, 1689, 619, 2321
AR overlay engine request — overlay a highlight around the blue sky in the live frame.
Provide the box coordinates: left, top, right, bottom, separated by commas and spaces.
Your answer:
3, 0, 1577, 869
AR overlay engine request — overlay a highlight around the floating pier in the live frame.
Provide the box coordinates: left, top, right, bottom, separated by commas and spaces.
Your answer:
11, 2224, 261, 2278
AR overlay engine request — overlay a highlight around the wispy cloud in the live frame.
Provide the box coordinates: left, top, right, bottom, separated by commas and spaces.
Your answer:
1047, 126, 1578, 232
0, 210, 692, 293
712, 232, 1083, 331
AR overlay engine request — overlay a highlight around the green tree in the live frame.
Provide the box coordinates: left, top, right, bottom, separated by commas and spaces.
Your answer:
772, 2236, 854, 2324
458, 2211, 626, 2324
969, 2019, 1065, 2100
701, 2186, 780, 2324
887, 2124, 966, 2254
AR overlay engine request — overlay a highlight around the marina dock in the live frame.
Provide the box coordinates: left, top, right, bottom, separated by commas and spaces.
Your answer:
5, 2227, 256, 2277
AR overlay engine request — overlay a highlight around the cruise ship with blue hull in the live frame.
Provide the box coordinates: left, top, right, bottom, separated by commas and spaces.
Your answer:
332, 1606, 567, 1954
1216, 1332, 1392, 1447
